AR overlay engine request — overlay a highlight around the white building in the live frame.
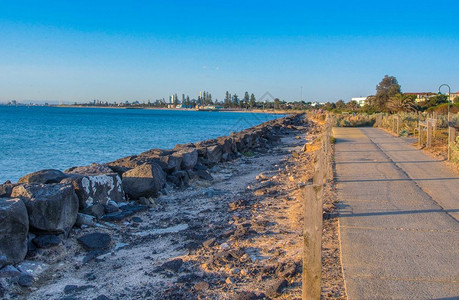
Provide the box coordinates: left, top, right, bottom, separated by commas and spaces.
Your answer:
351, 97, 368, 107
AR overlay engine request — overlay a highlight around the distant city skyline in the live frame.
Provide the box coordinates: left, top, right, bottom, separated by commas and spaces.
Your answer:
0, 1, 458, 103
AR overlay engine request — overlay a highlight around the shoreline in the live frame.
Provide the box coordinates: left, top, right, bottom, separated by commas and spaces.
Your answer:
0, 113, 346, 299
53, 105, 298, 115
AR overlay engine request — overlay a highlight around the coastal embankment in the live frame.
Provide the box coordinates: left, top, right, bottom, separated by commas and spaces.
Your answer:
0, 113, 345, 299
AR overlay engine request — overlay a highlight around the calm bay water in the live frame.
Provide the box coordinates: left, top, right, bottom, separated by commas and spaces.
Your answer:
0, 106, 283, 183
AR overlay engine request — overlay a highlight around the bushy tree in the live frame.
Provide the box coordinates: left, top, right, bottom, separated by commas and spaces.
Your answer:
347, 100, 359, 111
249, 93, 256, 108
387, 93, 416, 113
374, 75, 401, 111
335, 100, 346, 109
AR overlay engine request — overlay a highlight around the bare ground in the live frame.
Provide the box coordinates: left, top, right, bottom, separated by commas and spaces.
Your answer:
8, 119, 345, 300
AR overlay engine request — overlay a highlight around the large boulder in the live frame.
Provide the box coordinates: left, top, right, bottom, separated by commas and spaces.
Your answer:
122, 163, 166, 199
206, 145, 223, 164
11, 184, 79, 235
159, 155, 183, 173
0, 198, 29, 265
62, 163, 125, 209
18, 169, 68, 184
0, 182, 17, 198
173, 148, 198, 170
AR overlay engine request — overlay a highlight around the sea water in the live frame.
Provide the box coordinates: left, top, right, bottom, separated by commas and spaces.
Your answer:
0, 106, 283, 182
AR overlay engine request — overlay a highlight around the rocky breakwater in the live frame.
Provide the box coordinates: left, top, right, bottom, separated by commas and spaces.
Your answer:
0, 113, 301, 294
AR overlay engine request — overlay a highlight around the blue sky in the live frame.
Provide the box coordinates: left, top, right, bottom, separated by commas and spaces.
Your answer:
0, 0, 458, 103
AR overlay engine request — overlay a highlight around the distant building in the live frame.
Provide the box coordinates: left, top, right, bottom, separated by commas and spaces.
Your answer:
351, 97, 368, 107
404, 92, 436, 103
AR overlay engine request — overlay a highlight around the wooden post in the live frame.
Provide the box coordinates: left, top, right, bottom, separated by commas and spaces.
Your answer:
313, 150, 325, 185
418, 123, 422, 146
448, 127, 457, 161
427, 121, 433, 148
392, 116, 396, 133
302, 184, 323, 300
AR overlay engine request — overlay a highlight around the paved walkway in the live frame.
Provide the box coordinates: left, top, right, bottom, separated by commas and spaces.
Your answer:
334, 127, 459, 299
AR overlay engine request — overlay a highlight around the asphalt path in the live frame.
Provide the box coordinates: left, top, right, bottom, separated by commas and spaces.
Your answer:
334, 127, 459, 299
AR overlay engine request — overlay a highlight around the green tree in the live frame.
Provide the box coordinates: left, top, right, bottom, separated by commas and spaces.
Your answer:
387, 93, 416, 113
335, 100, 346, 109
224, 91, 231, 108
374, 75, 401, 111
232, 94, 239, 107
274, 98, 280, 109
243, 91, 250, 108
347, 100, 359, 111
249, 93, 256, 108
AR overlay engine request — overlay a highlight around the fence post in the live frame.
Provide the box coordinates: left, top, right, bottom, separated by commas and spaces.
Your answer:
418, 123, 422, 146
448, 127, 457, 161
302, 184, 323, 300
427, 121, 433, 148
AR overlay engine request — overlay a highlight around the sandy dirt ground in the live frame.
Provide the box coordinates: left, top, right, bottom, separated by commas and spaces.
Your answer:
7, 118, 345, 300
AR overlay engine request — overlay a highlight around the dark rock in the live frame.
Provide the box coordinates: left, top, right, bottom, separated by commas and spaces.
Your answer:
77, 232, 111, 251
93, 295, 112, 300
104, 201, 119, 214
206, 145, 223, 164
193, 281, 209, 292
122, 163, 166, 199
177, 273, 201, 283
65, 163, 114, 175
81, 204, 105, 218
0, 256, 7, 269
75, 213, 96, 227
132, 217, 142, 223
11, 183, 78, 236
265, 278, 288, 297
193, 163, 207, 171
32, 235, 61, 249
18, 169, 68, 184
159, 155, 182, 173
234, 291, 259, 300
276, 261, 298, 278
61, 171, 125, 209
0, 265, 21, 278
0, 183, 17, 198
202, 238, 216, 248
0, 198, 29, 264
195, 170, 213, 181
64, 284, 95, 294
174, 148, 198, 170
101, 204, 146, 221
18, 274, 34, 287
161, 258, 183, 272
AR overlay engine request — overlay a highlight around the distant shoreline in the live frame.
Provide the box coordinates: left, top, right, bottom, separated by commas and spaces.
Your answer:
54, 105, 296, 115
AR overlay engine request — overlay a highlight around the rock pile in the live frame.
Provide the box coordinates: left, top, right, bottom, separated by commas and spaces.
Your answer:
0, 113, 304, 290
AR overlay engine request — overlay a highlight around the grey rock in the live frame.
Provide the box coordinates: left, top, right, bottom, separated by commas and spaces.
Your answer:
0, 265, 21, 278
122, 163, 166, 199
61, 172, 124, 209
75, 213, 96, 227
174, 148, 198, 170
206, 144, 223, 164
195, 170, 213, 181
0, 198, 29, 264
18, 169, 68, 184
0, 183, 17, 198
81, 204, 105, 218
77, 232, 111, 251
265, 278, 288, 297
32, 235, 61, 249
159, 155, 183, 173
160, 258, 183, 272
11, 183, 78, 235
0, 256, 7, 269
18, 274, 34, 287
65, 163, 114, 175
104, 200, 119, 214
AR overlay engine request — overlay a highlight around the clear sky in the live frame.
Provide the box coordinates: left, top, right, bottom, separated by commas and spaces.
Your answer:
0, 0, 458, 103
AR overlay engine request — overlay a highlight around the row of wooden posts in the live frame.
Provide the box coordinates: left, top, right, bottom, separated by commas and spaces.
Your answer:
386, 114, 457, 161
302, 116, 333, 299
